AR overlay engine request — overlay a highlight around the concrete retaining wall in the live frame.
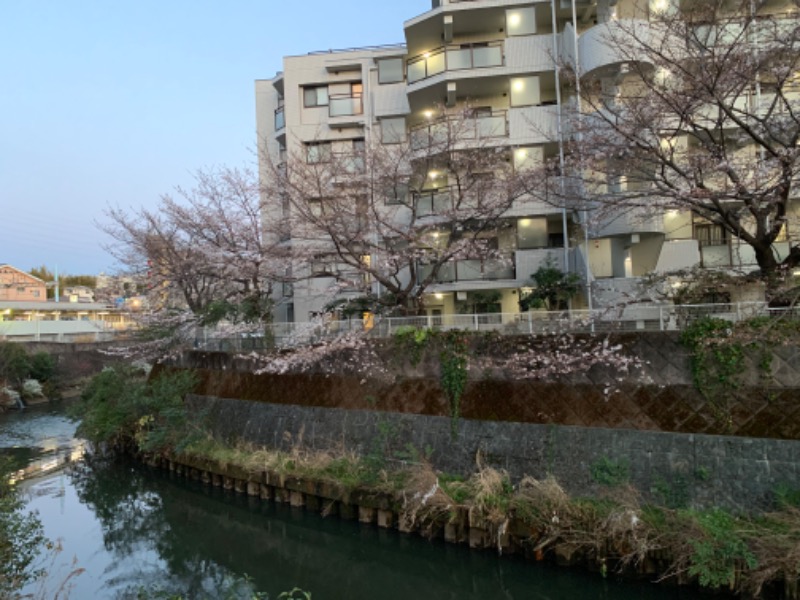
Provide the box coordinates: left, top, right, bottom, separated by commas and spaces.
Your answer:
188, 394, 800, 512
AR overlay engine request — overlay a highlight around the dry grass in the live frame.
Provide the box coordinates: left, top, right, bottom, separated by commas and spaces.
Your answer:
397, 461, 454, 532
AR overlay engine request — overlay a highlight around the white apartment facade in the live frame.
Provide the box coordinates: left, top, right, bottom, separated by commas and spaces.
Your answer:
256, 0, 800, 323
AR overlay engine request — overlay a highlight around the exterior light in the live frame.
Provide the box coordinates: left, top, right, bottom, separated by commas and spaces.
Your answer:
650, 0, 670, 14
655, 67, 671, 86
519, 218, 532, 227
423, 109, 434, 119
428, 170, 439, 179
512, 79, 525, 92
434, 293, 444, 300
508, 13, 521, 27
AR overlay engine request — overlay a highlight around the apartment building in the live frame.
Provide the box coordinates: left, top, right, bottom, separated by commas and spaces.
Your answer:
256, 0, 800, 323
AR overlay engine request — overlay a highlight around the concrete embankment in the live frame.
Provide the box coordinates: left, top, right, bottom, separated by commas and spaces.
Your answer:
168, 332, 800, 512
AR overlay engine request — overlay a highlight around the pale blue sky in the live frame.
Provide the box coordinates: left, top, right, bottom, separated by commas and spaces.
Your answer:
1, 1, 429, 275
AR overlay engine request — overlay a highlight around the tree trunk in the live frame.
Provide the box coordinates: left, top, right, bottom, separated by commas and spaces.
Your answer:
753, 242, 779, 278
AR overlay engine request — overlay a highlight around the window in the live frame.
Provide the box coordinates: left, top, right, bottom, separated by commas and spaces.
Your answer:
377, 57, 404, 84
380, 117, 406, 144
306, 141, 331, 163
517, 217, 548, 249
303, 85, 328, 107
506, 7, 537, 36
355, 195, 369, 229
341, 139, 365, 173
384, 182, 409, 205
361, 255, 373, 285
695, 223, 727, 246
510, 76, 540, 107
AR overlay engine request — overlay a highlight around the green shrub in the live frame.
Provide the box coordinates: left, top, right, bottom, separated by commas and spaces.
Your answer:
590, 456, 630, 487
0, 342, 31, 386
689, 508, 757, 590
28, 352, 56, 383
72, 366, 199, 455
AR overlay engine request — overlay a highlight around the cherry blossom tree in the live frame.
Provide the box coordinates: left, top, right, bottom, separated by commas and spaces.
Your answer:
101, 166, 286, 325
539, 0, 800, 295
262, 106, 531, 315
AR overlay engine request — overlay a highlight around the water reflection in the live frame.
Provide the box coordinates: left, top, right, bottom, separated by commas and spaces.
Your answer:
0, 405, 84, 483
62, 457, 701, 599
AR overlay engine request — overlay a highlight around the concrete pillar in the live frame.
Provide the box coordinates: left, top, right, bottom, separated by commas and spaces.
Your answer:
289, 490, 305, 507
377, 509, 394, 529
358, 506, 376, 524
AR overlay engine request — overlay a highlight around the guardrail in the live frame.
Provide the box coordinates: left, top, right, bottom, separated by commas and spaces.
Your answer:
194, 301, 799, 351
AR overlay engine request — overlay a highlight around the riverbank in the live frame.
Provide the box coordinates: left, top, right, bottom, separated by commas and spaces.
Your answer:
127, 438, 797, 600
69, 357, 800, 599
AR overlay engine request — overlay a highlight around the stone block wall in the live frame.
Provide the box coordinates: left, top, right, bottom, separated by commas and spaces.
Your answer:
187, 394, 800, 512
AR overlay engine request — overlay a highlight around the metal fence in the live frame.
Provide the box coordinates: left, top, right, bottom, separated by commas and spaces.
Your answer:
193, 301, 800, 352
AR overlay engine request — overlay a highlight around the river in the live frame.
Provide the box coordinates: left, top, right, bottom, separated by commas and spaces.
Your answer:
1, 404, 712, 599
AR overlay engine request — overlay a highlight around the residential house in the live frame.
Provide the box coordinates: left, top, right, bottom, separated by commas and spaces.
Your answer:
0, 264, 47, 302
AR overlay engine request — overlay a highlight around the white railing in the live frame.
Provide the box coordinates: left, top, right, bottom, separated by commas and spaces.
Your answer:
193, 301, 798, 351
0, 319, 124, 343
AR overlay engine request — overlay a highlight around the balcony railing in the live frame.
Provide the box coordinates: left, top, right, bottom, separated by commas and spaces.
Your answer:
413, 185, 486, 216
329, 94, 363, 118
410, 110, 507, 150
418, 256, 515, 283
274, 105, 285, 131
415, 188, 452, 216
407, 41, 504, 84
332, 151, 366, 174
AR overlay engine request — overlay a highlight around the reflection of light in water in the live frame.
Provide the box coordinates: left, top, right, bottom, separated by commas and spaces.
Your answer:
9, 441, 86, 485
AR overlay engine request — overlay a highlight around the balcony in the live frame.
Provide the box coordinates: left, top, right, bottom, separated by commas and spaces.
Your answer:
418, 255, 515, 283
409, 110, 507, 150
332, 152, 365, 175
407, 42, 503, 84
577, 19, 652, 75
329, 93, 363, 118
413, 185, 491, 216
414, 188, 452, 216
